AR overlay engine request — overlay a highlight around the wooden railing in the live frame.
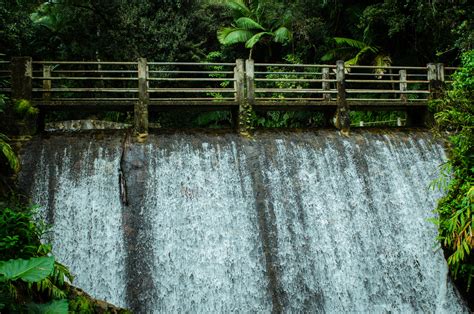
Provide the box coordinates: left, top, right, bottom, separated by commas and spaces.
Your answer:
0, 57, 457, 132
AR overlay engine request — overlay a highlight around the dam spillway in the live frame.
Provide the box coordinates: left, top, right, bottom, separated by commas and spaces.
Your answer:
19, 130, 468, 312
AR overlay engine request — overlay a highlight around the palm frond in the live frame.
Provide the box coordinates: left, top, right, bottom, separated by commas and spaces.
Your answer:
333, 37, 367, 50
218, 27, 254, 45
321, 47, 354, 61
273, 26, 292, 44
245, 31, 271, 48
226, 0, 252, 18
235, 17, 264, 30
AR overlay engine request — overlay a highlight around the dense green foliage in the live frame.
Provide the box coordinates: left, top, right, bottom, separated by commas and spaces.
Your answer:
430, 50, 473, 294
0, 200, 72, 312
0, 0, 473, 306
1, 0, 472, 63
217, 0, 292, 59
1, 1, 472, 128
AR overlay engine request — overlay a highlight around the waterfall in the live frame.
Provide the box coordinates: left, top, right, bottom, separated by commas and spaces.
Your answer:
20, 130, 468, 313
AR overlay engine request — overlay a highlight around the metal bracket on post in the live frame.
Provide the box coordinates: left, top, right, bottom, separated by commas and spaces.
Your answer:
334, 60, 350, 135
135, 57, 149, 138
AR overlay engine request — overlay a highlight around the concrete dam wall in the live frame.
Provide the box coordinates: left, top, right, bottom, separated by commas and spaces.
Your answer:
19, 130, 468, 312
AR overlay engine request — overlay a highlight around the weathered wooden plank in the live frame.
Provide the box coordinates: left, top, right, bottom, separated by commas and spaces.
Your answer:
148, 77, 236, 81
255, 71, 323, 75
148, 88, 235, 93
148, 62, 235, 66
34, 77, 138, 81
33, 61, 137, 65
32, 88, 138, 92
255, 88, 338, 93
255, 78, 335, 82
255, 63, 335, 68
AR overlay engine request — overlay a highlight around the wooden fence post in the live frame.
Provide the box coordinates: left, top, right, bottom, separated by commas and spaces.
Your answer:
11, 57, 32, 101
43, 65, 52, 101
322, 67, 331, 101
234, 59, 246, 132
11, 57, 43, 133
334, 60, 350, 134
427, 63, 440, 99
237, 59, 254, 134
433, 63, 445, 99
399, 69, 407, 102
407, 63, 440, 127
135, 57, 149, 135
245, 59, 255, 106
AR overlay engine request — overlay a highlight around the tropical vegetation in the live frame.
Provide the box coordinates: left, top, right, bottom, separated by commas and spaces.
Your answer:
0, 0, 473, 310
430, 49, 474, 295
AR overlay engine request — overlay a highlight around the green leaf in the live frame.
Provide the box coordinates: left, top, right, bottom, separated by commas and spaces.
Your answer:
333, 37, 367, 49
226, 0, 252, 18
0, 135, 20, 173
217, 27, 253, 45
245, 32, 271, 48
0, 256, 54, 283
273, 26, 292, 44
321, 50, 336, 61
235, 17, 264, 30
0, 96, 5, 113
26, 299, 68, 314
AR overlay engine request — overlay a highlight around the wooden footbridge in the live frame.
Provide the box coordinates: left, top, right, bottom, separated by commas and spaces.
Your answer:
0, 57, 455, 132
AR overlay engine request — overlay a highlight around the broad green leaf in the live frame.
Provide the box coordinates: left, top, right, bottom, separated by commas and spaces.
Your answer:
321, 50, 336, 61
26, 299, 68, 314
235, 17, 264, 30
226, 0, 252, 18
217, 27, 253, 45
273, 26, 292, 43
245, 32, 271, 48
0, 256, 54, 283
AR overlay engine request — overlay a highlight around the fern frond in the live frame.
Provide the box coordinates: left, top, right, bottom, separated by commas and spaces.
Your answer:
333, 37, 367, 49
0, 135, 20, 173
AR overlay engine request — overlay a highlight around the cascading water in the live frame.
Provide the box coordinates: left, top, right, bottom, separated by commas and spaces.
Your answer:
20, 130, 468, 313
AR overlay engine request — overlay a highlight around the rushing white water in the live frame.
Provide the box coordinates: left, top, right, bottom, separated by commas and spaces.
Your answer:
21, 131, 468, 312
